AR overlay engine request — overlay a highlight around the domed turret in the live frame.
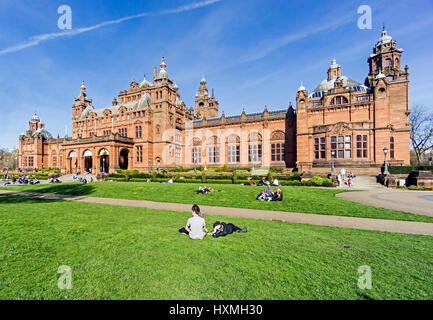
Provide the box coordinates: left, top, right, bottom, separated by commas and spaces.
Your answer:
137, 93, 152, 109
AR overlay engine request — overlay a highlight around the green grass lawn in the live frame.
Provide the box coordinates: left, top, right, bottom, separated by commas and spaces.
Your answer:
3, 182, 433, 223
0, 194, 432, 300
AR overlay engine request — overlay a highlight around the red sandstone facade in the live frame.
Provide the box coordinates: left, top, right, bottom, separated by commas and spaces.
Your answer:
18, 29, 410, 174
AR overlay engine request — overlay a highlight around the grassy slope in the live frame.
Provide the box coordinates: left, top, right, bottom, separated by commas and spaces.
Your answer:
3, 182, 433, 223
0, 195, 432, 300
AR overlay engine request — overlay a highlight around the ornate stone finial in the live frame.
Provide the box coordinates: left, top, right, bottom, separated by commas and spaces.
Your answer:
160, 57, 166, 70
112, 97, 118, 106
263, 105, 269, 118
221, 111, 226, 123
241, 108, 247, 121
80, 81, 86, 96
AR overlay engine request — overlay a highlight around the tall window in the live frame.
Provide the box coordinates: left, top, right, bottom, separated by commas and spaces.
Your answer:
271, 143, 285, 161
390, 137, 395, 159
314, 137, 326, 159
136, 126, 142, 138
208, 146, 220, 164
28, 156, 34, 167
227, 135, 240, 163
332, 136, 351, 158
356, 135, 368, 158
175, 146, 182, 164
271, 131, 286, 162
207, 136, 220, 164
344, 136, 351, 159
136, 146, 143, 162
192, 147, 201, 164
248, 132, 262, 162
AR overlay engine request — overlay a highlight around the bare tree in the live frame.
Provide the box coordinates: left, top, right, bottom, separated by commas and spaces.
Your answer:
409, 105, 433, 165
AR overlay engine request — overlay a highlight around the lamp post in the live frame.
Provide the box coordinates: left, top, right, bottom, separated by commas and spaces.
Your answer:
252, 154, 256, 175
41, 161, 44, 174
383, 148, 389, 175
102, 157, 106, 174
193, 152, 197, 174
331, 151, 336, 175
148, 159, 151, 173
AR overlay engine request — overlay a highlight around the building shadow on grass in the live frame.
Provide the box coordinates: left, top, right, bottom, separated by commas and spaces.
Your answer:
0, 194, 61, 205
17, 183, 96, 197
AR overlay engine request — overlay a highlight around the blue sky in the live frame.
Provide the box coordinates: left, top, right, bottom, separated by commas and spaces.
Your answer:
0, 0, 432, 149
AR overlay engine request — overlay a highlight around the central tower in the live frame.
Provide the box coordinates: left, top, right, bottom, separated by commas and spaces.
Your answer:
194, 76, 219, 120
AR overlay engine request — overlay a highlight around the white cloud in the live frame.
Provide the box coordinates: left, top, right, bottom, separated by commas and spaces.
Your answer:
0, 0, 222, 56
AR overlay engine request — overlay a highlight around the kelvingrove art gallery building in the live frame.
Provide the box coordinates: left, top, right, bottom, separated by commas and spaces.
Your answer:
19, 29, 410, 174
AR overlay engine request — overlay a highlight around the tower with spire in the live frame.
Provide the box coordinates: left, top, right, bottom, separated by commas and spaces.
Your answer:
194, 75, 219, 120
72, 81, 93, 119
366, 26, 406, 86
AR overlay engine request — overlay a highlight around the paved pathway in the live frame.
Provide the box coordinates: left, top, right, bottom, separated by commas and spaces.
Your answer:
1, 189, 433, 236
337, 189, 433, 217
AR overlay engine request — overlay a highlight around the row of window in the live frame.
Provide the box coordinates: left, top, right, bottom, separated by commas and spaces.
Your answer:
190, 143, 285, 164
314, 135, 396, 160
22, 156, 34, 167
118, 128, 128, 137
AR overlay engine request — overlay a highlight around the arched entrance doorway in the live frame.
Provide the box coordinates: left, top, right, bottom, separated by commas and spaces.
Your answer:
119, 149, 129, 170
68, 151, 77, 174
83, 150, 93, 173
99, 149, 109, 173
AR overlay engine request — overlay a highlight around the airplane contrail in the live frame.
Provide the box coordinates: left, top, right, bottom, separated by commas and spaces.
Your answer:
0, 0, 222, 56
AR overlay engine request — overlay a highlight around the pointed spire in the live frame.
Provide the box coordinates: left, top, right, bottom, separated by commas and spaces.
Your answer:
200, 74, 206, 83
297, 81, 306, 92
80, 81, 86, 96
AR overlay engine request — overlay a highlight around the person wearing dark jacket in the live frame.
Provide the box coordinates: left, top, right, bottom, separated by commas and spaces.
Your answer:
270, 188, 283, 201
211, 221, 247, 238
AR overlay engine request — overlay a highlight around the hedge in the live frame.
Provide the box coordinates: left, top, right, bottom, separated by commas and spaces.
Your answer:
389, 166, 433, 174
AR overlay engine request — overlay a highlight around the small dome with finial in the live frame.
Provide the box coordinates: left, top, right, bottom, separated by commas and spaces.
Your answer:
297, 81, 306, 92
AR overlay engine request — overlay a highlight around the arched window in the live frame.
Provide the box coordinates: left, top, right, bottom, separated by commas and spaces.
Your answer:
330, 96, 348, 105
227, 134, 240, 163
191, 138, 202, 164
249, 132, 262, 162
385, 58, 392, 67
271, 131, 286, 162
207, 136, 220, 164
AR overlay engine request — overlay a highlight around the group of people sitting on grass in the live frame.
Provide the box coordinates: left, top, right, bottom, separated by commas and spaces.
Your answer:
194, 186, 221, 194
256, 185, 283, 201
179, 204, 247, 240
243, 178, 280, 187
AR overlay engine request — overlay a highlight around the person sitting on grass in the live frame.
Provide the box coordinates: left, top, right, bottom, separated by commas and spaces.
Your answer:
269, 188, 283, 201
210, 221, 247, 238
264, 184, 273, 196
178, 204, 208, 240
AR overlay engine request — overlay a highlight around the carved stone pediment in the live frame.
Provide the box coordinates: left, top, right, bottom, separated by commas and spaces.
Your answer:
330, 122, 352, 135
